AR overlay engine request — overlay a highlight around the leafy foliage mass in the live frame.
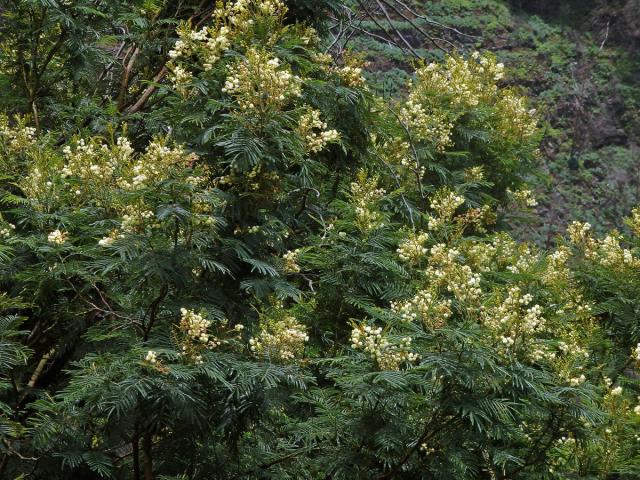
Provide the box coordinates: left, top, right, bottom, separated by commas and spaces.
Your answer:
0, 1, 639, 479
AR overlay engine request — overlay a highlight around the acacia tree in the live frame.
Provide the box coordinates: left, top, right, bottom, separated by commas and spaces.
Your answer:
0, 1, 639, 479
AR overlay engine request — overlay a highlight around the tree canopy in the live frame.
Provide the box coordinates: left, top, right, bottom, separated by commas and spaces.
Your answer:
0, 1, 639, 479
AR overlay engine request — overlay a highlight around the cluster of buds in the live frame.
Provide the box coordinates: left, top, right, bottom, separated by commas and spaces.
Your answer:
508, 188, 538, 208
180, 308, 220, 348
249, 314, 308, 362
0, 222, 15, 239
396, 231, 429, 263
177, 308, 222, 364
390, 290, 451, 329
296, 109, 339, 153
222, 49, 302, 113
427, 189, 465, 230
399, 100, 453, 152
282, 249, 301, 273
350, 324, 419, 370
47, 229, 68, 245
144, 350, 158, 364
349, 171, 386, 232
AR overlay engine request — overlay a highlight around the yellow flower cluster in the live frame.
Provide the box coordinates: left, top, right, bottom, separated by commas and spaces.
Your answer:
626, 207, 640, 237
400, 52, 537, 154
569, 221, 640, 269
296, 109, 339, 153
332, 57, 367, 88
249, 314, 308, 362
217, 163, 283, 201
463, 166, 485, 183
598, 233, 639, 267
168, 65, 194, 96
495, 92, 538, 140
144, 350, 158, 364
350, 324, 419, 370
98, 229, 124, 247
222, 49, 302, 113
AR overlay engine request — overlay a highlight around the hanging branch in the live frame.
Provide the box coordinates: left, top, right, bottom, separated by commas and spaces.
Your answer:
326, 0, 477, 61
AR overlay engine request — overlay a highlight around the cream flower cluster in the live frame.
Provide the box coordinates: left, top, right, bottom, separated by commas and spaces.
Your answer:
482, 286, 547, 351
121, 206, 156, 233
350, 324, 419, 370
168, 65, 194, 95
0, 116, 36, 151
97, 230, 124, 247
508, 188, 538, 207
634, 343, 640, 362
495, 92, 538, 140
567, 222, 597, 255
47, 229, 67, 245
627, 207, 640, 237
464, 166, 485, 183
120, 141, 197, 191
179, 308, 221, 349
334, 64, 366, 89
0, 222, 15, 239
349, 172, 386, 232
399, 100, 453, 152
425, 243, 484, 305
396, 232, 429, 263
144, 350, 158, 364
168, 0, 288, 82
597, 233, 640, 268
282, 249, 301, 273
390, 290, 451, 329
414, 53, 504, 109
60, 137, 134, 197
249, 315, 308, 361
427, 189, 465, 230
401, 52, 536, 154
297, 109, 339, 153
222, 49, 302, 113
569, 222, 640, 269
